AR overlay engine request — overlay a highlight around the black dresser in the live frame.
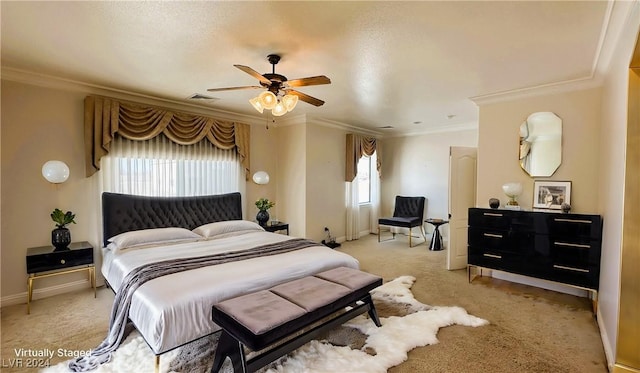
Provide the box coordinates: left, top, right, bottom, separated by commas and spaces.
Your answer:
468, 208, 602, 305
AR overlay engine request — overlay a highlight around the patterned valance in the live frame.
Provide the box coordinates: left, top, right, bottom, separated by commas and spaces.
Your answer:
345, 133, 381, 182
84, 95, 250, 178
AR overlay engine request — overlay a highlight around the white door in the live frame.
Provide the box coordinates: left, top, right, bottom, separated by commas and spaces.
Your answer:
447, 147, 477, 270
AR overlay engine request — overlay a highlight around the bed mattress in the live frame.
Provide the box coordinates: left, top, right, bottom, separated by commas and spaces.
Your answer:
101, 230, 359, 354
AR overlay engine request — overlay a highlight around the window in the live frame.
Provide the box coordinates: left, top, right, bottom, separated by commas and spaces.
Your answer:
102, 135, 243, 197
357, 155, 371, 204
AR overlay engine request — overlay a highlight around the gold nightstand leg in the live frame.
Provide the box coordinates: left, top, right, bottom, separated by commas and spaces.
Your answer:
90, 266, 96, 298
27, 275, 34, 315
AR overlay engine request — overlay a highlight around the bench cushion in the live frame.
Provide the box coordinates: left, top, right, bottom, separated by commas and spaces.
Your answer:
214, 290, 307, 335
271, 277, 351, 312
212, 267, 382, 351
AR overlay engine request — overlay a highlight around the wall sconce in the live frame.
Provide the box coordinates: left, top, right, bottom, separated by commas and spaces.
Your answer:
252, 171, 270, 185
42, 160, 70, 184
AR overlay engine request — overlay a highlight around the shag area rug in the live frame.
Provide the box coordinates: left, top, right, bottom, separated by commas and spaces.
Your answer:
44, 276, 488, 373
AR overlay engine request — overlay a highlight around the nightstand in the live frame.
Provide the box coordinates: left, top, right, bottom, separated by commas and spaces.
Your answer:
262, 221, 289, 235
26, 241, 96, 314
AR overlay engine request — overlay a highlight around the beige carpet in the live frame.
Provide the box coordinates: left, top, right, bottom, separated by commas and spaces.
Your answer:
1, 234, 607, 372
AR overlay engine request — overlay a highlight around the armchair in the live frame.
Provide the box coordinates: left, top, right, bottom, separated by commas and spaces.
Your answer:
378, 196, 426, 247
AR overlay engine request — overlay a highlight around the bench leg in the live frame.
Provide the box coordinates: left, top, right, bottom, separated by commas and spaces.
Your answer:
211, 331, 247, 373
364, 294, 382, 327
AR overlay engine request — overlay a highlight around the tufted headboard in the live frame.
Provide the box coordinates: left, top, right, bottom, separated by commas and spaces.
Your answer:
102, 192, 243, 247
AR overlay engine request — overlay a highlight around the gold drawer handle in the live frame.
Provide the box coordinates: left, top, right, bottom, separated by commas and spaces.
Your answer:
483, 253, 502, 259
483, 233, 503, 238
553, 264, 589, 273
483, 213, 503, 217
554, 241, 590, 249
60, 259, 66, 264
553, 218, 592, 224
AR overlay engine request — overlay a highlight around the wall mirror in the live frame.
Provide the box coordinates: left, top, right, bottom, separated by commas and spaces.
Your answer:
519, 112, 562, 177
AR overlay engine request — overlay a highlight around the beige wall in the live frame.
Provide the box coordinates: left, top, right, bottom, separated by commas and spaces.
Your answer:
305, 123, 348, 242
477, 88, 602, 213
1, 81, 101, 301
380, 129, 478, 236
597, 4, 640, 367
274, 122, 307, 238
246, 122, 278, 222
0, 80, 281, 304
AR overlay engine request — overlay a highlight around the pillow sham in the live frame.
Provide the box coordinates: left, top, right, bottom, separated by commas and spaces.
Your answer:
107, 227, 202, 252
193, 220, 264, 239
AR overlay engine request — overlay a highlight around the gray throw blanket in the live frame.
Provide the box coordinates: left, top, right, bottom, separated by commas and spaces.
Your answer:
69, 238, 320, 372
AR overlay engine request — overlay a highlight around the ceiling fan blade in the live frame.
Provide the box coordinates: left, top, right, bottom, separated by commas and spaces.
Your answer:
207, 85, 263, 92
234, 65, 272, 86
286, 75, 331, 87
287, 89, 325, 107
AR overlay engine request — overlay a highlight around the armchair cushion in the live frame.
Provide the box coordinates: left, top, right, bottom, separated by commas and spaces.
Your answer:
378, 216, 423, 228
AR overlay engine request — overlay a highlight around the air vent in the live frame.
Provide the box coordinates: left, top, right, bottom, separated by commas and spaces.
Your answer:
378, 125, 395, 129
187, 94, 216, 100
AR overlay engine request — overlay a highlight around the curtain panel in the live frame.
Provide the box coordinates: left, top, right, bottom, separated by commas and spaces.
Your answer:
344, 133, 381, 182
84, 95, 250, 178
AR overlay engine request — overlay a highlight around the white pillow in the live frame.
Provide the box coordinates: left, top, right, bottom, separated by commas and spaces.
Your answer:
107, 227, 202, 252
193, 220, 264, 239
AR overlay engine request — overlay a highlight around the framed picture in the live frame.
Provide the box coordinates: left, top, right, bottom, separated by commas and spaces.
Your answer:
533, 181, 571, 209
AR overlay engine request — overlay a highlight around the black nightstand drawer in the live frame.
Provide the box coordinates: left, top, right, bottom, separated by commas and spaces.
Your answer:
26, 242, 93, 274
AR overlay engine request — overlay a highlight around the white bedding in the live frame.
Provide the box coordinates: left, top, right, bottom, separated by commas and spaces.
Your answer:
101, 230, 359, 354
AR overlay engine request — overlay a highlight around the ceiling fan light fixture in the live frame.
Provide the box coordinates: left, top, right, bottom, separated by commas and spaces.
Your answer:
258, 91, 277, 110
272, 100, 288, 116
282, 94, 298, 112
249, 97, 264, 113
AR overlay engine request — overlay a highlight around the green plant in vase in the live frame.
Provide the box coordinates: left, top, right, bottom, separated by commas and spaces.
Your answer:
51, 208, 76, 250
255, 198, 275, 227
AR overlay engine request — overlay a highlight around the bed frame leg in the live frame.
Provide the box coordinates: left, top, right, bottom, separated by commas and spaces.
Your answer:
155, 355, 160, 373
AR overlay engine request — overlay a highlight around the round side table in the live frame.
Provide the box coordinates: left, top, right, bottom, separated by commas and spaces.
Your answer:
425, 219, 449, 251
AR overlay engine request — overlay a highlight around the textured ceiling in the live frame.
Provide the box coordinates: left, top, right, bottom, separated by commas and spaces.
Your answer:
1, 1, 610, 135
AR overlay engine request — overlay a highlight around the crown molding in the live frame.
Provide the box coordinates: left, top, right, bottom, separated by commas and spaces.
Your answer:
0, 67, 271, 126
470, 0, 631, 107
469, 76, 602, 106
306, 116, 384, 137
385, 121, 478, 138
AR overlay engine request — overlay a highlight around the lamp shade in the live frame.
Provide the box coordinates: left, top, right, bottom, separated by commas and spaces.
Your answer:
282, 94, 299, 112
42, 160, 70, 183
252, 171, 270, 185
502, 182, 523, 206
249, 97, 264, 113
502, 182, 523, 198
258, 91, 277, 110
272, 101, 287, 117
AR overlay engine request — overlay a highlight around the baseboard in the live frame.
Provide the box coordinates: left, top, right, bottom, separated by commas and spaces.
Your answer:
490, 270, 588, 297
613, 364, 640, 373
0, 278, 99, 308
597, 305, 616, 372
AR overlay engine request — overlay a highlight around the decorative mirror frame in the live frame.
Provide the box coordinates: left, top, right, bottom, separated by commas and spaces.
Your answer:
519, 112, 562, 177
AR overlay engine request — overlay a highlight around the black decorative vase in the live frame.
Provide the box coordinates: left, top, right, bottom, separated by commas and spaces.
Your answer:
256, 210, 270, 227
489, 198, 500, 209
52, 227, 71, 250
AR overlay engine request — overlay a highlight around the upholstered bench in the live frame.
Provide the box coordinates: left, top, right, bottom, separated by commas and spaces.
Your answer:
210, 267, 383, 373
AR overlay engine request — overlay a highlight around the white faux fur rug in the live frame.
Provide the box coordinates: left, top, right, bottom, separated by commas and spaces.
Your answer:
44, 276, 488, 373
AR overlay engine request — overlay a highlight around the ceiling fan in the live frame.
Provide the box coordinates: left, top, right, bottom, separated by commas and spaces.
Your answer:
207, 54, 331, 115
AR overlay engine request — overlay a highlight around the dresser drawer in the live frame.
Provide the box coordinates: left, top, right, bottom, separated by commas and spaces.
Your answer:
469, 209, 512, 230
546, 263, 599, 289
469, 246, 525, 272
468, 227, 537, 254
547, 215, 602, 239
26, 245, 93, 274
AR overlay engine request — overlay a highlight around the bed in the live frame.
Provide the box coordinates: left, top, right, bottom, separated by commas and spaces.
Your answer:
100, 192, 360, 356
